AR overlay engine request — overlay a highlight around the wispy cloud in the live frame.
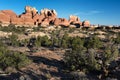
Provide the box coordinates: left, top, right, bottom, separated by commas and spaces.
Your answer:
73, 10, 102, 16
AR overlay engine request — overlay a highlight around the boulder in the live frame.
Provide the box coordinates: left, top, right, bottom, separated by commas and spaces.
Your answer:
69, 25, 76, 28
69, 15, 80, 23
82, 20, 90, 27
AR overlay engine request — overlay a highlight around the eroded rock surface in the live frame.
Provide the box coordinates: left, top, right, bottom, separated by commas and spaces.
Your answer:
0, 6, 90, 27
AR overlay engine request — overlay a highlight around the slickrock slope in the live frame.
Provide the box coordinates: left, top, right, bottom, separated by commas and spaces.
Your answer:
0, 6, 90, 27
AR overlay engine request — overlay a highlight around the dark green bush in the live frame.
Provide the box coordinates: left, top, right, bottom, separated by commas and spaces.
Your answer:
0, 40, 31, 70
0, 51, 31, 70
0, 24, 26, 34
41, 36, 52, 47
64, 36, 119, 76
8, 33, 19, 46
84, 36, 102, 49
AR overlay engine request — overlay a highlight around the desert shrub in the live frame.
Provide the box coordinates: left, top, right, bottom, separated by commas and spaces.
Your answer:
69, 28, 75, 33
64, 36, 119, 76
84, 36, 102, 49
19, 39, 29, 47
64, 46, 87, 71
113, 33, 120, 44
0, 51, 31, 70
8, 33, 19, 46
0, 40, 31, 70
35, 36, 41, 48
0, 24, 26, 34
41, 36, 52, 47
71, 37, 84, 50
61, 33, 70, 48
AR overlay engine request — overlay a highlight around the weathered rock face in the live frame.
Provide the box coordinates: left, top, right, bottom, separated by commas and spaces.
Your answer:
0, 10, 17, 24
82, 20, 90, 27
11, 17, 24, 25
0, 6, 90, 27
33, 14, 45, 22
69, 15, 80, 23
40, 8, 57, 18
24, 18, 34, 26
68, 15, 82, 28
41, 18, 50, 27
1, 10, 17, 18
0, 11, 10, 24
54, 18, 69, 26
38, 8, 57, 27
17, 6, 38, 26
25, 6, 38, 16
20, 13, 32, 19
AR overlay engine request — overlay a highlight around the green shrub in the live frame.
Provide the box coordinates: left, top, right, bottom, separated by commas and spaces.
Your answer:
0, 40, 31, 70
0, 24, 26, 34
8, 33, 19, 46
84, 36, 102, 49
61, 33, 70, 48
0, 51, 31, 70
64, 46, 87, 71
113, 33, 120, 44
71, 37, 84, 50
41, 36, 52, 47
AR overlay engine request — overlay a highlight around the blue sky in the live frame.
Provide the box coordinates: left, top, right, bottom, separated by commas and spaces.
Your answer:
0, 0, 120, 25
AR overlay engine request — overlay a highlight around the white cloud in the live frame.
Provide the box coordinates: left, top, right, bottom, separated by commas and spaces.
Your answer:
73, 10, 102, 16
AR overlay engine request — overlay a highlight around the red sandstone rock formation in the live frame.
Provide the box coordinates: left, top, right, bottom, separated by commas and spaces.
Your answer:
0, 6, 90, 27
0, 11, 10, 24
68, 15, 82, 28
25, 6, 38, 16
1, 10, 17, 18
54, 18, 69, 26
82, 20, 90, 27
11, 17, 24, 25
18, 6, 37, 26
39, 8, 57, 27
69, 15, 80, 23
41, 18, 50, 27
40, 8, 57, 18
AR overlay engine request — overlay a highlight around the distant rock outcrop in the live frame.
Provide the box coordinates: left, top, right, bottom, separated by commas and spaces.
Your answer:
0, 6, 90, 27
82, 20, 90, 27
69, 15, 82, 28
69, 15, 80, 23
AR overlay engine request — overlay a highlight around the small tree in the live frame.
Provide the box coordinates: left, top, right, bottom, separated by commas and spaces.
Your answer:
64, 46, 87, 71
35, 36, 41, 48
61, 33, 69, 48
84, 36, 102, 49
71, 37, 84, 50
9, 33, 19, 46
87, 49, 100, 71
41, 36, 52, 47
